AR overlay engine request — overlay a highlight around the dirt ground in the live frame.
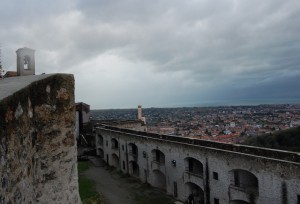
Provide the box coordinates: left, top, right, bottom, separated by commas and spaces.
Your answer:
82, 158, 177, 204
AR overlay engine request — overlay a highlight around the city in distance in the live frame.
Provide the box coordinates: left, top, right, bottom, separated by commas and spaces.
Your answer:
92, 102, 300, 151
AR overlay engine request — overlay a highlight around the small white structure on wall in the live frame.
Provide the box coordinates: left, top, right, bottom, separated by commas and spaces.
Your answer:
16, 47, 35, 76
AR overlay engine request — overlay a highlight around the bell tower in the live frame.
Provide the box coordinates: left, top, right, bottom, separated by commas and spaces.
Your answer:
16, 47, 35, 76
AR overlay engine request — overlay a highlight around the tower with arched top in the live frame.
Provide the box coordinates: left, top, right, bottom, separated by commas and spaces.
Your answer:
16, 47, 35, 76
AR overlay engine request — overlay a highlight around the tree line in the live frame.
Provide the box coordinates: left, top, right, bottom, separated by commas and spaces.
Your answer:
242, 126, 300, 152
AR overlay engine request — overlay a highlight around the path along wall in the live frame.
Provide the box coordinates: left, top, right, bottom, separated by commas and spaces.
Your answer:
0, 74, 80, 204
96, 126, 300, 204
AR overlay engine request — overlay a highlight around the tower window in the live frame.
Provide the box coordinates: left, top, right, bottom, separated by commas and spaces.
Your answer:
214, 198, 219, 204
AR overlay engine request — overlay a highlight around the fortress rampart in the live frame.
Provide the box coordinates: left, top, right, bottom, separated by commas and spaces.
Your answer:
96, 125, 300, 204
0, 74, 80, 204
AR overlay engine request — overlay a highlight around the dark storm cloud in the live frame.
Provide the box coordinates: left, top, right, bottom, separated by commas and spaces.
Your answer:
76, 0, 300, 86
1, 0, 300, 108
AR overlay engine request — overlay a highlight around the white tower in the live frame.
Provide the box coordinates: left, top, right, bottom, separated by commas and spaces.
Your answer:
137, 105, 146, 125
137, 105, 142, 120
16, 47, 35, 76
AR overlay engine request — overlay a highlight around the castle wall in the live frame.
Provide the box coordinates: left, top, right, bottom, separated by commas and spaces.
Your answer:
0, 74, 80, 204
96, 126, 300, 204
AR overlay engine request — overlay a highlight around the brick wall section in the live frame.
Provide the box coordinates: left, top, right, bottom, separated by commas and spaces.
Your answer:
0, 74, 80, 204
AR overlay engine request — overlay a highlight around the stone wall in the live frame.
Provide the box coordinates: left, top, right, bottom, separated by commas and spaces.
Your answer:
96, 126, 300, 204
0, 74, 80, 204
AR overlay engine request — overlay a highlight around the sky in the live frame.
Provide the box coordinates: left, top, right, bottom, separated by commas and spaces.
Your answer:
1, 0, 300, 109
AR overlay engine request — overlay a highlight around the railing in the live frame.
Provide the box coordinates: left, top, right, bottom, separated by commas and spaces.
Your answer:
185, 168, 203, 178
151, 160, 166, 172
152, 156, 165, 164
111, 145, 119, 150
229, 182, 259, 194
97, 125, 300, 163
184, 168, 204, 186
128, 150, 136, 155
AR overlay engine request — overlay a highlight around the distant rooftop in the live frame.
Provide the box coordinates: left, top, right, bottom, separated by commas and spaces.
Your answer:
0, 74, 55, 101
4, 71, 17, 78
76, 102, 90, 107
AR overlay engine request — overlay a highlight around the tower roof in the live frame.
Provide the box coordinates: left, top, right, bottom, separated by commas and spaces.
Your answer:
16, 47, 35, 53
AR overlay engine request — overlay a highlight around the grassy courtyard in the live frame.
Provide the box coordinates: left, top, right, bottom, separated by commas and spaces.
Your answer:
78, 161, 104, 204
78, 161, 176, 204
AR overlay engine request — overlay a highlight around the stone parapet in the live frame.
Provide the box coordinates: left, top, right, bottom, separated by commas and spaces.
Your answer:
99, 125, 300, 164
0, 74, 80, 204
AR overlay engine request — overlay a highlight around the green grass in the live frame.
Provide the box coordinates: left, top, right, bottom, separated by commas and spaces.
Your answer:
78, 161, 104, 204
78, 161, 90, 173
134, 194, 175, 204
78, 176, 98, 200
81, 193, 104, 204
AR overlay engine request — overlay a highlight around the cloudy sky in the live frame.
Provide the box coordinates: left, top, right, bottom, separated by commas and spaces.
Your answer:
1, 0, 300, 109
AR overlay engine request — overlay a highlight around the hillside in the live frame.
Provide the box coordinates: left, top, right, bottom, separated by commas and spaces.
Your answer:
242, 126, 300, 152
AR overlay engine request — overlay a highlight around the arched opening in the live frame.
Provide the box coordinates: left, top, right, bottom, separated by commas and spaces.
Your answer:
230, 200, 250, 204
229, 169, 258, 193
151, 149, 165, 164
128, 143, 138, 158
97, 134, 103, 146
111, 138, 119, 150
185, 182, 204, 204
111, 153, 120, 170
152, 170, 166, 191
129, 161, 139, 177
97, 148, 104, 158
23, 55, 31, 70
184, 157, 203, 177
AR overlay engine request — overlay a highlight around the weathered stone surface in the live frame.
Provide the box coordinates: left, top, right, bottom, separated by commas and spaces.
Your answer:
0, 74, 81, 203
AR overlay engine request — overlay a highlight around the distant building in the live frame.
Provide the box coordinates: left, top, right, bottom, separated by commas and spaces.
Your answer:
76, 102, 92, 145
76, 102, 90, 125
95, 119, 145, 131
137, 105, 146, 125
3, 47, 35, 78
3, 71, 17, 78
224, 129, 232, 135
138, 105, 142, 120
93, 105, 148, 132
230, 122, 236, 127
